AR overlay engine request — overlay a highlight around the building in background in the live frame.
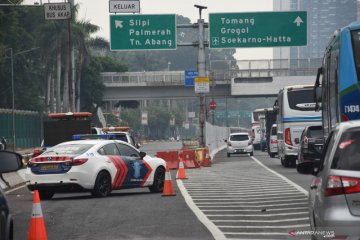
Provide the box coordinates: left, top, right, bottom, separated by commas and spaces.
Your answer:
274, 0, 358, 61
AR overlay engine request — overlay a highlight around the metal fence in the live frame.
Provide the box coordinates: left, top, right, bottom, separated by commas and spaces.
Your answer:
0, 108, 42, 148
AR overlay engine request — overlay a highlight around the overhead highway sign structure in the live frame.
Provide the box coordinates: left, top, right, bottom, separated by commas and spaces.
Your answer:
109, 0, 140, 13
110, 14, 177, 51
44, 2, 71, 20
209, 11, 307, 48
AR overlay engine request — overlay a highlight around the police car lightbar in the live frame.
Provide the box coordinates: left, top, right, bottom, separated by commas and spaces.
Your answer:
102, 126, 130, 132
72, 134, 117, 140
49, 112, 92, 119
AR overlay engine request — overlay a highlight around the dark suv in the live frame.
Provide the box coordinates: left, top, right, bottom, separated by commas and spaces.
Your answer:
297, 125, 323, 173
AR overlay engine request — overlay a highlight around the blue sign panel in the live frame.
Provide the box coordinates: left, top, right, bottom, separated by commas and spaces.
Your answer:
184, 70, 198, 86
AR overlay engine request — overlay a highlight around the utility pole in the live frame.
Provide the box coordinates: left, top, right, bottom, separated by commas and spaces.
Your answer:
194, 5, 207, 148
177, 5, 208, 147
68, 0, 74, 112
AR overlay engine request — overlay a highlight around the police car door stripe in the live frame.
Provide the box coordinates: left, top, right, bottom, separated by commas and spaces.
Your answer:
108, 156, 128, 189
140, 160, 152, 187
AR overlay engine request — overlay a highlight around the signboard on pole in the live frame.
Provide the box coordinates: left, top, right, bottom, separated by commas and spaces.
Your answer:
194, 77, 210, 93
110, 14, 177, 51
184, 70, 198, 86
141, 111, 148, 125
109, 0, 140, 13
44, 3, 71, 20
209, 11, 307, 48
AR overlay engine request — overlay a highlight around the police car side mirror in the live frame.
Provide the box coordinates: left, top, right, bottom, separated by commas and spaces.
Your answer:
139, 151, 146, 159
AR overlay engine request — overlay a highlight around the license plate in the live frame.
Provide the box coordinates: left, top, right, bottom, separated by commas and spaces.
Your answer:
40, 164, 59, 171
236, 149, 244, 153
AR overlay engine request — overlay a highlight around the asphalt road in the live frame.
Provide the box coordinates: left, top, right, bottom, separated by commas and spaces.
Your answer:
7, 142, 315, 240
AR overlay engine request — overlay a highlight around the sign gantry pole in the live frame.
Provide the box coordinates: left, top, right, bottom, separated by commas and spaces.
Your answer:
194, 4, 207, 148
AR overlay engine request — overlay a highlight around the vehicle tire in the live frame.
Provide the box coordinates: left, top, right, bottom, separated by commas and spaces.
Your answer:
280, 157, 285, 166
227, 153, 231, 157
270, 153, 275, 158
149, 167, 165, 193
38, 190, 54, 200
91, 171, 112, 197
250, 151, 254, 156
283, 156, 293, 168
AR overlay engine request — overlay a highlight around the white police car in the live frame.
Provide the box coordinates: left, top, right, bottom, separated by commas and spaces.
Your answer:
25, 137, 166, 199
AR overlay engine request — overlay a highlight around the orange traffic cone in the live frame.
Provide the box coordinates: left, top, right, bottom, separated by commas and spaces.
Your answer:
201, 147, 212, 167
162, 164, 176, 196
176, 156, 188, 179
28, 190, 47, 240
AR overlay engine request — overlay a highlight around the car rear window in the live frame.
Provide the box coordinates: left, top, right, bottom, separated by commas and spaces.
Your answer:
42, 144, 94, 156
308, 127, 323, 138
271, 126, 277, 135
287, 88, 316, 111
230, 135, 249, 141
331, 129, 360, 171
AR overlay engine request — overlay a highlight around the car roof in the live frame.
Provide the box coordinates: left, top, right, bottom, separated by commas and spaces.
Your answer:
56, 139, 133, 147
230, 132, 249, 136
336, 120, 360, 132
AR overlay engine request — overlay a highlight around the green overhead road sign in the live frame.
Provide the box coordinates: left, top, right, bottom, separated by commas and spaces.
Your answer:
110, 14, 176, 50
209, 11, 307, 48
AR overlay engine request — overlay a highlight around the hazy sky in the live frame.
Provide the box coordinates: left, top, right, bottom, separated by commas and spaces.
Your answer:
24, 0, 274, 59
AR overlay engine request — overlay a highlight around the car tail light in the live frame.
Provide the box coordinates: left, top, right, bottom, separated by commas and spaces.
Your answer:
341, 114, 349, 122
325, 176, 360, 197
270, 139, 278, 144
71, 158, 88, 166
285, 128, 292, 146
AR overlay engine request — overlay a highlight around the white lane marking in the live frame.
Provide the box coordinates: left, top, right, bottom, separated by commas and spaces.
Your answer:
202, 207, 308, 212
206, 212, 308, 217
212, 217, 309, 223
224, 232, 289, 235
193, 196, 307, 201
177, 179, 226, 240
218, 224, 309, 228
188, 189, 300, 194
5, 184, 26, 194
197, 203, 307, 208
189, 191, 305, 197
184, 184, 297, 189
196, 199, 307, 205
251, 156, 309, 196
197, 198, 304, 205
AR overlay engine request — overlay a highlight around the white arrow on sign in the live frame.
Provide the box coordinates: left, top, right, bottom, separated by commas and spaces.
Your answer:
293, 16, 303, 27
115, 20, 123, 29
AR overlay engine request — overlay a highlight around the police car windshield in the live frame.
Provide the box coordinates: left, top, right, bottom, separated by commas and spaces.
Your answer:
42, 144, 94, 156
111, 133, 128, 142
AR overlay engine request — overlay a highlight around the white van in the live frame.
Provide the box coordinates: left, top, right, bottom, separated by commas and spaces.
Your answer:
274, 85, 322, 167
268, 124, 278, 158
251, 126, 261, 149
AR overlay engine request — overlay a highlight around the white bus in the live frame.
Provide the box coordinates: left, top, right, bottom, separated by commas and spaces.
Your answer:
274, 85, 322, 167
251, 108, 272, 150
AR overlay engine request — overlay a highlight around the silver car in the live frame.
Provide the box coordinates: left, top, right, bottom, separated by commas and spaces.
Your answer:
300, 120, 360, 239
226, 132, 254, 157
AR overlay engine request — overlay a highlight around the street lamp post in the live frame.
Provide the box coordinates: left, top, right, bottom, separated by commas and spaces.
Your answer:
10, 48, 15, 151
5, 47, 39, 151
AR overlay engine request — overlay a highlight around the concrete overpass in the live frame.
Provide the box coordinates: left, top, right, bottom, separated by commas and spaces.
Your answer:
101, 58, 321, 109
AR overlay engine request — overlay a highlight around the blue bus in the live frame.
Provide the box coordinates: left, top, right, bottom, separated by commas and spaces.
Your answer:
315, 22, 360, 139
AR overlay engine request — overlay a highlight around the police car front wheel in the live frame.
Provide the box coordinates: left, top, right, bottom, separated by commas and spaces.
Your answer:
149, 167, 165, 193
